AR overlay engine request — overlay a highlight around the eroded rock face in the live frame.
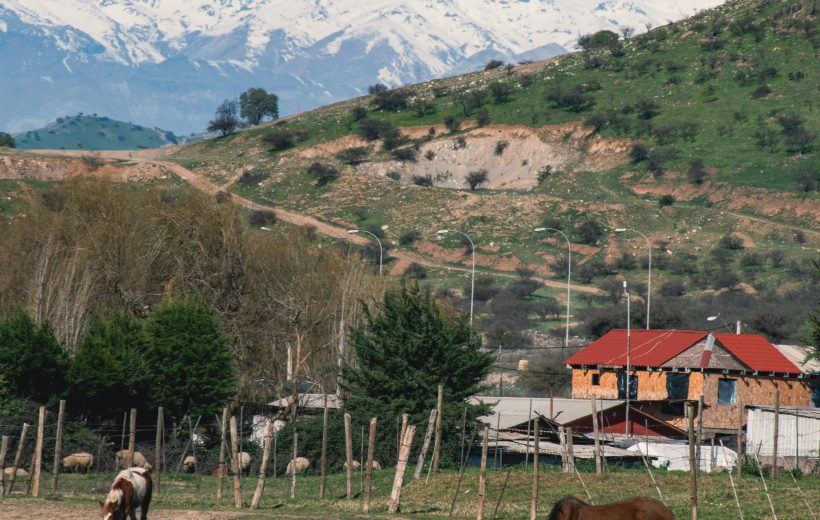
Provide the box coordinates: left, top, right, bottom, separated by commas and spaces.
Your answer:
0, 155, 168, 183
354, 123, 632, 190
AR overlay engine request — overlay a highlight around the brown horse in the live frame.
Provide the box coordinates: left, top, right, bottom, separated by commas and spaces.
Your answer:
100, 467, 153, 520
547, 495, 674, 520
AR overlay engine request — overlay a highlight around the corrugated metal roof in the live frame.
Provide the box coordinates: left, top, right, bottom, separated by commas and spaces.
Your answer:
488, 431, 641, 459
715, 334, 801, 374
564, 329, 706, 367
564, 329, 801, 374
745, 406, 820, 459
470, 396, 623, 429
773, 344, 820, 374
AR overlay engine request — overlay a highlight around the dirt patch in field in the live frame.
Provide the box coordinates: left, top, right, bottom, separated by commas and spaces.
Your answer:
0, 155, 170, 182
294, 135, 371, 159
356, 123, 632, 191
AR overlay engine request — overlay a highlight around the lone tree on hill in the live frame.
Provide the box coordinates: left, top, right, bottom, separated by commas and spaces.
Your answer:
341, 281, 493, 467
0, 132, 15, 148
465, 169, 489, 190
208, 99, 240, 136
239, 87, 279, 125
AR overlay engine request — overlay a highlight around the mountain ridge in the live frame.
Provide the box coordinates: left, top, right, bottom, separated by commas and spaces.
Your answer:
0, 0, 722, 133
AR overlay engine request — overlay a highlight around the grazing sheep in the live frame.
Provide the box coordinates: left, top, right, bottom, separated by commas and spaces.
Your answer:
115, 450, 149, 469
345, 460, 381, 470
238, 451, 251, 475
285, 457, 311, 475
4, 467, 28, 478
61, 452, 94, 473
183, 455, 197, 473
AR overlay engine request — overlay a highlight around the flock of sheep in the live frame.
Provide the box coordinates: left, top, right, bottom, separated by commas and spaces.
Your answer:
3, 450, 382, 479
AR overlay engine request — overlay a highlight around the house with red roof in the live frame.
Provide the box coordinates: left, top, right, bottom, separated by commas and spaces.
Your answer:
564, 329, 813, 434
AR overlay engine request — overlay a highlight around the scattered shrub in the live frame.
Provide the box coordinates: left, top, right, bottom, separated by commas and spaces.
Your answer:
489, 81, 514, 104
386, 171, 402, 181
391, 147, 418, 162
537, 165, 553, 185
545, 87, 595, 112
358, 118, 393, 141
575, 219, 604, 245
237, 170, 270, 187
484, 59, 504, 71
660, 281, 686, 297
412, 175, 433, 187
371, 86, 415, 111
404, 262, 427, 279
494, 140, 509, 156
249, 210, 277, 227
659, 195, 675, 207
336, 146, 370, 165
425, 150, 436, 161
351, 106, 368, 121
687, 158, 708, 184
630, 143, 650, 162
399, 229, 421, 245
306, 162, 339, 186
476, 110, 490, 127
465, 169, 489, 190
444, 116, 460, 132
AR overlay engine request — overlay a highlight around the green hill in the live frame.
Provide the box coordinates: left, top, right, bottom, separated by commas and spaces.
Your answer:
1, 0, 818, 343
13, 114, 179, 150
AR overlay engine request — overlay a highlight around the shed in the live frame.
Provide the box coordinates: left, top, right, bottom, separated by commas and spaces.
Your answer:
745, 405, 820, 474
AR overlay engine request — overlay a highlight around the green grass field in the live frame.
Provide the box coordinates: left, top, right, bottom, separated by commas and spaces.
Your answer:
8, 465, 818, 519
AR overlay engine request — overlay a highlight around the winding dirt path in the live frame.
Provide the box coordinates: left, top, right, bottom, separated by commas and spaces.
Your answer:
20, 148, 602, 296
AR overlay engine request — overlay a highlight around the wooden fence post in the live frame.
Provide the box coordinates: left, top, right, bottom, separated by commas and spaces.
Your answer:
530, 420, 539, 520
250, 420, 274, 509
737, 395, 744, 478
558, 426, 567, 473
414, 409, 437, 479
290, 432, 298, 499
591, 397, 601, 475
363, 417, 377, 513
154, 407, 163, 496
430, 385, 444, 477
217, 408, 228, 500
319, 393, 328, 499
0, 435, 8, 499
773, 389, 780, 477
696, 396, 704, 478
344, 413, 353, 500
127, 408, 136, 468
50, 400, 65, 496
229, 416, 242, 508
753, 454, 777, 520
31, 406, 45, 497
687, 402, 698, 520
388, 425, 416, 513
6, 423, 28, 496
566, 427, 575, 473
525, 399, 532, 473
477, 425, 489, 520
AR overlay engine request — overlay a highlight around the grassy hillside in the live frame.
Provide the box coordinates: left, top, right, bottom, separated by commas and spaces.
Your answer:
154, 0, 820, 342
13, 114, 178, 150
1, 0, 817, 342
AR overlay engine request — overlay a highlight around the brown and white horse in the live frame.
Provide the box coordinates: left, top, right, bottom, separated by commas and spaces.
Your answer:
100, 467, 153, 520
547, 495, 674, 520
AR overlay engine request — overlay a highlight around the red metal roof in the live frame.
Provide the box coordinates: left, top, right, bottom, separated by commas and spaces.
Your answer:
564, 330, 801, 374
714, 333, 801, 374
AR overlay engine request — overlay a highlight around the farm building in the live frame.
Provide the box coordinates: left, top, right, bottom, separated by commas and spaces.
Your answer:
564, 329, 813, 434
745, 405, 820, 474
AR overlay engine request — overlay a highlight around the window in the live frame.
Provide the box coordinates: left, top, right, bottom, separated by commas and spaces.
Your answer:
591, 373, 600, 386
666, 373, 690, 400
617, 371, 637, 400
717, 378, 737, 406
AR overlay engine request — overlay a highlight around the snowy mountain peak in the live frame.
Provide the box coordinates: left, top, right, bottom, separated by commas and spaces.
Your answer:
0, 0, 725, 133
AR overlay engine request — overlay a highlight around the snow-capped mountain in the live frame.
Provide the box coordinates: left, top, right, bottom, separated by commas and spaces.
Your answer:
0, 0, 724, 134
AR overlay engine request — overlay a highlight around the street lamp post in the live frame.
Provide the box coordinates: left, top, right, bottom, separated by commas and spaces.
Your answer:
437, 229, 475, 325
615, 228, 652, 329
534, 227, 572, 349
624, 280, 631, 436
348, 229, 383, 275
